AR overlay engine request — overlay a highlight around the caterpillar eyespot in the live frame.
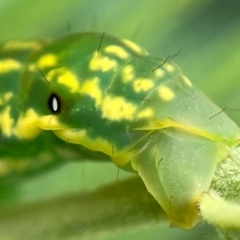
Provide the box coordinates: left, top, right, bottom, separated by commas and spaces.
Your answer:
1, 32, 240, 229
48, 94, 61, 113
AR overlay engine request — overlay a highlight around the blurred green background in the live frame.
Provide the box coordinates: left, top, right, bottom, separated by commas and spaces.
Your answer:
1, 0, 240, 239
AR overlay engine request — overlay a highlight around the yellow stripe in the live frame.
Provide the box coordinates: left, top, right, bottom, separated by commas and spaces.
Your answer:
0, 59, 21, 74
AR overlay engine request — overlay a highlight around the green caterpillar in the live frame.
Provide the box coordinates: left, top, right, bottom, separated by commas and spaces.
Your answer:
0, 32, 240, 229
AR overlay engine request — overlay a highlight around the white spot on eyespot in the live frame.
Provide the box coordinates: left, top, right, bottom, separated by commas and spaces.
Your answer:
52, 96, 58, 112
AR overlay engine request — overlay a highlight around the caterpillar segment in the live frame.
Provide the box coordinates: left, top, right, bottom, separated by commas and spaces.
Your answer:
1, 33, 240, 229
0, 38, 108, 182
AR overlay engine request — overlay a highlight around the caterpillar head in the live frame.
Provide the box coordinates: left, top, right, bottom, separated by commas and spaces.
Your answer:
18, 33, 240, 229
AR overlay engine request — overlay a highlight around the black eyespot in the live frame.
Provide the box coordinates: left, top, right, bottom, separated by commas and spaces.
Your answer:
48, 94, 61, 113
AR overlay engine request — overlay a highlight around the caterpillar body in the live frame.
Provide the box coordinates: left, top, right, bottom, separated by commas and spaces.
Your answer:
0, 32, 239, 229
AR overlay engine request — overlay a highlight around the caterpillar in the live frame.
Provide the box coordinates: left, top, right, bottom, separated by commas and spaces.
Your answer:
0, 32, 240, 229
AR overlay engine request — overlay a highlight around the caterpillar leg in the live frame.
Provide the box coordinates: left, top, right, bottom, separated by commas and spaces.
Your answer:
131, 128, 227, 229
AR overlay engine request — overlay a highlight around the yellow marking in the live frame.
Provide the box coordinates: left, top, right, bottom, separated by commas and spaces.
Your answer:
111, 151, 134, 166
158, 85, 175, 101
164, 63, 175, 72
38, 115, 67, 130
46, 68, 62, 81
56, 129, 87, 141
182, 76, 192, 87
0, 59, 21, 74
104, 45, 129, 59
90, 52, 117, 72
133, 121, 166, 131
156, 118, 224, 143
2, 41, 42, 51
101, 96, 137, 121
13, 109, 42, 139
133, 78, 154, 93
45, 67, 80, 92
155, 68, 165, 78
0, 98, 3, 105
55, 129, 124, 157
122, 39, 149, 55
122, 65, 135, 83
58, 70, 80, 92
137, 108, 154, 119
3, 92, 13, 102
37, 53, 58, 69
81, 77, 102, 106
0, 106, 14, 137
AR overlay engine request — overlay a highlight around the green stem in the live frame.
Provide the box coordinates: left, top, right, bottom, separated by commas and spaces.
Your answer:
0, 177, 166, 240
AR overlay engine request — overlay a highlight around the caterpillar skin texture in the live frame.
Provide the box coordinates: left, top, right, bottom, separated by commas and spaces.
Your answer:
0, 33, 240, 229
